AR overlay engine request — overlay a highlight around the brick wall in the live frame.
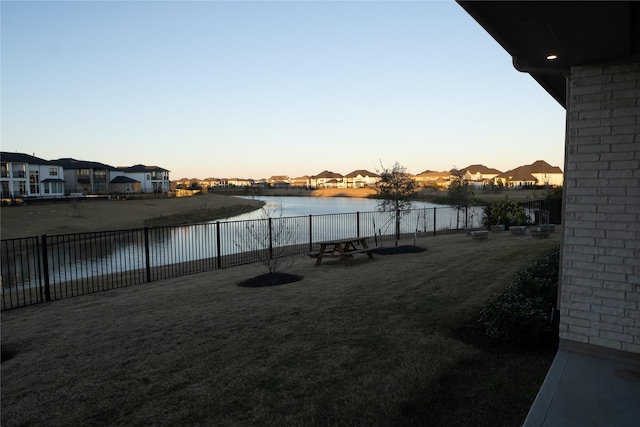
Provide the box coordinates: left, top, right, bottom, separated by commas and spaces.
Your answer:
560, 58, 640, 355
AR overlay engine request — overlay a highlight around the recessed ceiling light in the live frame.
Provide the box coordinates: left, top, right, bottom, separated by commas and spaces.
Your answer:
546, 54, 558, 60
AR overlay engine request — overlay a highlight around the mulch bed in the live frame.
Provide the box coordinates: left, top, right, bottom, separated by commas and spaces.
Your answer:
237, 272, 303, 288
374, 245, 426, 255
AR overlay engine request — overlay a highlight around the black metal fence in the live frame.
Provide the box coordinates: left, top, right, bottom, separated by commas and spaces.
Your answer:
522, 198, 562, 225
1, 206, 482, 311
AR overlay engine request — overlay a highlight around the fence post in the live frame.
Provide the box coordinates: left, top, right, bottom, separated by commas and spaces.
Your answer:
268, 217, 273, 259
309, 215, 313, 252
433, 207, 437, 236
216, 222, 222, 269
41, 234, 51, 302
465, 206, 468, 229
144, 227, 151, 283
356, 212, 360, 238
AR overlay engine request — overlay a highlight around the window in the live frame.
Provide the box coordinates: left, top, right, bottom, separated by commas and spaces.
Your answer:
1, 163, 8, 178
29, 170, 40, 194
49, 167, 58, 176
94, 170, 107, 183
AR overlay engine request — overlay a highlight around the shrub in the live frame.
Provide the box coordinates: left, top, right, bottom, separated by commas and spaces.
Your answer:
481, 197, 529, 230
479, 247, 560, 344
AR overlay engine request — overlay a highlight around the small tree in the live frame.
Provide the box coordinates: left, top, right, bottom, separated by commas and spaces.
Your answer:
375, 161, 419, 245
237, 204, 295, 275
447, 167, 474, 229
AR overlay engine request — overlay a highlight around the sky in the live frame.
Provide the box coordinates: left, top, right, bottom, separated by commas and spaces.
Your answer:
1, 0, 567, 180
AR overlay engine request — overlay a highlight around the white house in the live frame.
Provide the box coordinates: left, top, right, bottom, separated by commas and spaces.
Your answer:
311, 170, 345, 188
343, 170, 380, 188
112, 164, 170, 193
1, 152, 65, 199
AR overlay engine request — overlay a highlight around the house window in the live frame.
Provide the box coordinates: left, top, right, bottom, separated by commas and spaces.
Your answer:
49, 167, 58, 176
1, 163, 8, 178
94, 170, 107, 183
29, 170, 40, 194
146, 174, 151, 180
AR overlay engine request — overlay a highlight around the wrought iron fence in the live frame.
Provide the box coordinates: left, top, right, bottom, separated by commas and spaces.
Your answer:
1, 206, 482, 310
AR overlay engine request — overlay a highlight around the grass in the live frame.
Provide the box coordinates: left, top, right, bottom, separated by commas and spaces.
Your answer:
0, 193, 264, 239
1, 230, 560, 426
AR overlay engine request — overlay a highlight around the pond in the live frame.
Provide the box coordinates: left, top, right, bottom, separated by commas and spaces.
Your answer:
220, 195, 451, 221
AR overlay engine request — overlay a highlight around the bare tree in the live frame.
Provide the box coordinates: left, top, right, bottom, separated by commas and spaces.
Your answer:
236, 204, 295, 274
375, 161, 419, 246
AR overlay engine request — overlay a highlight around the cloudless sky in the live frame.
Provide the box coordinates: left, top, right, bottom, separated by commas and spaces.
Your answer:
2, 0, 566, 180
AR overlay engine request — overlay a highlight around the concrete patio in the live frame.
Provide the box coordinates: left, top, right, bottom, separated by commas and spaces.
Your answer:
524, 349, 640, 427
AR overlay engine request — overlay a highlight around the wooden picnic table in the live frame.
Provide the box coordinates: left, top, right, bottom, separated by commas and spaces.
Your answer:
309, 237, 376, 266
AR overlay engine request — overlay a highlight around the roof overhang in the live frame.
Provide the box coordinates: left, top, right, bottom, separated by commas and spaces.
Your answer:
457, 1, 640, 108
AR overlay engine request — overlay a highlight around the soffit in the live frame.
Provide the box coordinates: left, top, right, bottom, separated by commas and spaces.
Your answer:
457, 1, 639, 107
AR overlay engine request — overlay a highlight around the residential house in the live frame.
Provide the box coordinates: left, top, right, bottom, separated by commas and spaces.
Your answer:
0, 152, 65, 199
458, 2, 639, 424
54, 158, 115, 195
311, 170, 345, 188
461, 164, 502, 188
109, 175, 141, 194
343, 170, 380, 188
528, 160, 564, 187
228, 178, 253, 187
495, 160, 563, 188
268, 175, 290, 188
290, 175, 312, 188
414, 170, 451, 188
112, 164, 170, 193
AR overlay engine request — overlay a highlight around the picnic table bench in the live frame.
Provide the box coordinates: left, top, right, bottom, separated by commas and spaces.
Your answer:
309, 237, 376, 266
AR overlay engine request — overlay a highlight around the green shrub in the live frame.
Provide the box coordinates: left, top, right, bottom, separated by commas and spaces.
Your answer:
481, 197, 529, 229
479, 247, 560, 344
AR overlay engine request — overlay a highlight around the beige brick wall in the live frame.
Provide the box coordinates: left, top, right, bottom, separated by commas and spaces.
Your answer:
560, 58, 640, 354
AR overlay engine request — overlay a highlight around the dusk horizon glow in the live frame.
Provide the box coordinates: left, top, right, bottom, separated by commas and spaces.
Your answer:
1, 1, 566, 180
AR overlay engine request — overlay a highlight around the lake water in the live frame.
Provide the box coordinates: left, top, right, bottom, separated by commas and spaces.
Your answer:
220, 196, 451, 221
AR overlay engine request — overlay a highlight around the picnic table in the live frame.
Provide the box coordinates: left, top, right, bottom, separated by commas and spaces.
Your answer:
309, 237, 376, 266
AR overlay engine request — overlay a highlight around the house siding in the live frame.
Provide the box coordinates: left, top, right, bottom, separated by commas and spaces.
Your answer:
560, 58, 640, 355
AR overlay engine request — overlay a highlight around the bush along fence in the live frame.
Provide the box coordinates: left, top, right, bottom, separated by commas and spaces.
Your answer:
1, 206, 482, 311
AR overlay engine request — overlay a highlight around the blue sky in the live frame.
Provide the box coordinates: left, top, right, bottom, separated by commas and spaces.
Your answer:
2, 0, 566, 180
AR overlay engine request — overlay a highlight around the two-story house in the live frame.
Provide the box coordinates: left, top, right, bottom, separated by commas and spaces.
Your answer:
1, 152, 65, 199
311, 170, 345, 188
461, 164, 503, 188
111, 165, 170, 193
343, 170, 380, 188
414, 170, 451, 188
495, 160, 563, 188
54, 158, 115, 195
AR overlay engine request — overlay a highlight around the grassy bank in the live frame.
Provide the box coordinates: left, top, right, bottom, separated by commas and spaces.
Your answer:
0, 193, 264, 239
1, 231, 560, 426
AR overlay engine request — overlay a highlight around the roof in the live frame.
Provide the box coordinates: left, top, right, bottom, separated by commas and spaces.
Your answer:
457, 1, 639, 107
498, 160, 563, 182
462, 164, 502, 175
1, 151, 55, 165
416, 170, 450, 178
110, 176, 140, 184
498, 167, 537, 183
313, 170, 343, 179
54, 158, 116, 170
528, 160, 563, 174
344, 169, 380, 178
116, 164, 169, 173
